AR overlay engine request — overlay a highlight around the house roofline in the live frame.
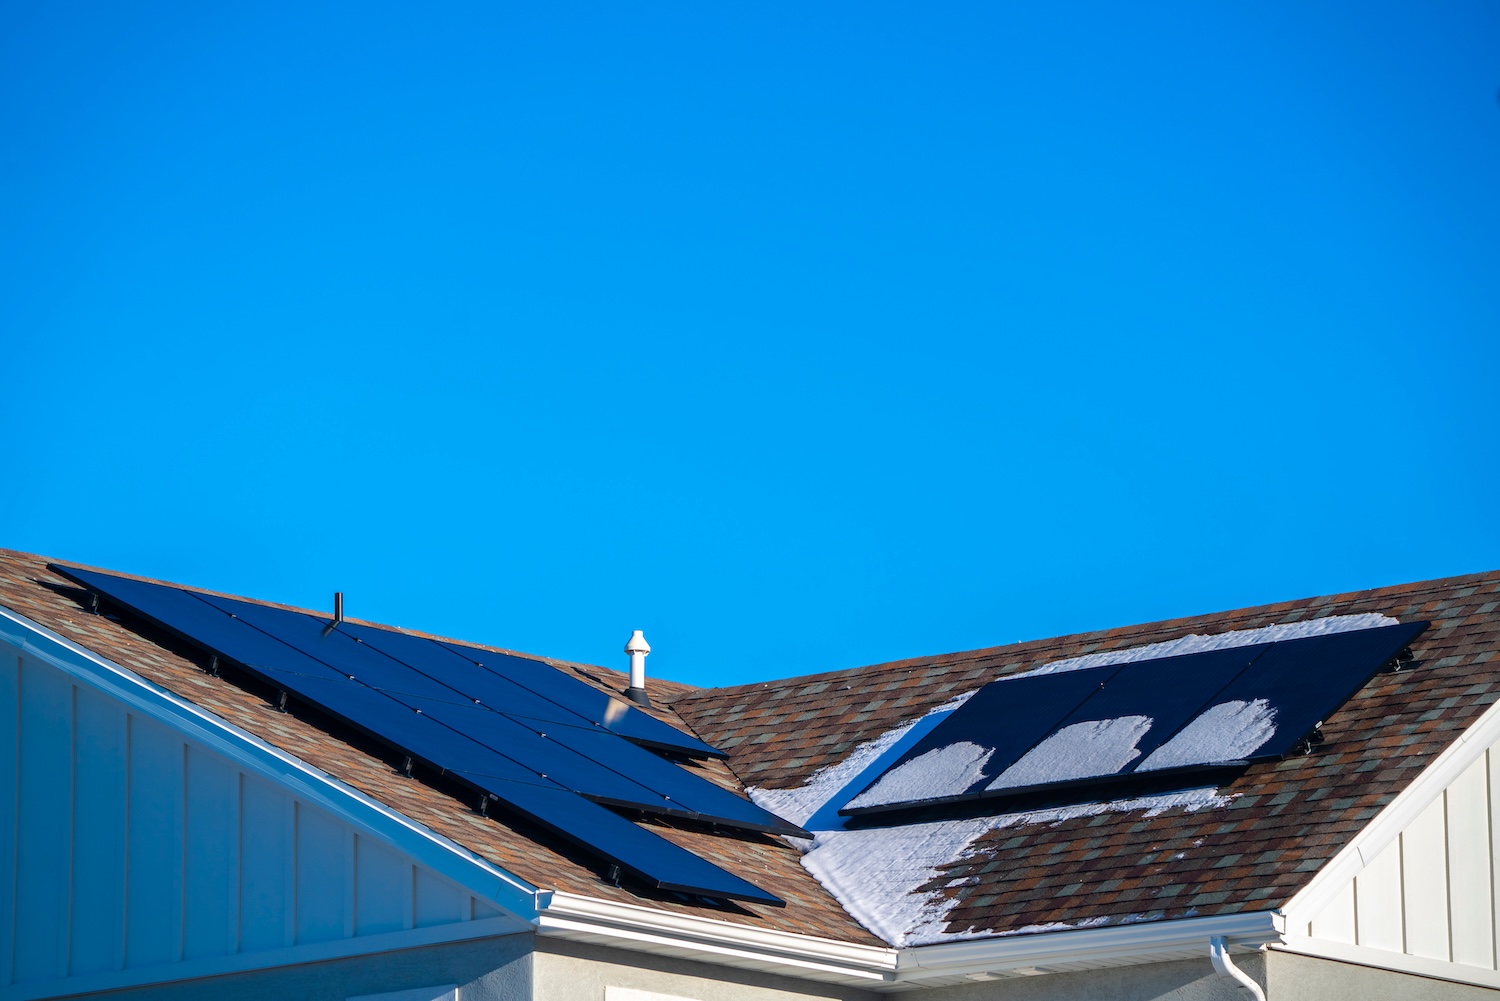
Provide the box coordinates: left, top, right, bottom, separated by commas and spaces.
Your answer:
535, 891, 1286, 990
1281, 682, 1500, 931
0, 603, 544, 921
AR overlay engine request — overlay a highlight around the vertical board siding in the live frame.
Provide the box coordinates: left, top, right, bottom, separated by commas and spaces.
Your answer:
1446, 754, 1493, 968
295, 802, 348, 945
0, 653, 21, 986
414, 867, 468, 929
1401, 795, 1450, 961
125, 715, 186, 969
355, 836, 414, 937
1352, 838, 1404, 951
0, 640, 504, 993
1312, 744, 1500, 974
1309, 880, 1356, 943
70, 686, 128, 976
239, 774, 290, 954
13, 656, 74, 984
182, 745, 238, 962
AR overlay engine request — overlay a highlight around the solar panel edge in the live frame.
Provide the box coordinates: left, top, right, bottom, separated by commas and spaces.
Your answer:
436, 638, 727, 760
51, 564, 784, 905
839, 621, 1434, 817
451, 774, 785, 906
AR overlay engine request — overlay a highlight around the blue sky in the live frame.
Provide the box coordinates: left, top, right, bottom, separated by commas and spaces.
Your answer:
3, 2, 1497, 687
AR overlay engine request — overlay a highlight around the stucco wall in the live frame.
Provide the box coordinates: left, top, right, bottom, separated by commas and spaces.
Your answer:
914, 957, 1258, 1001
52, 933, 533, 1001
1264, 949, 1499, 1001
533, 938, 879, 1001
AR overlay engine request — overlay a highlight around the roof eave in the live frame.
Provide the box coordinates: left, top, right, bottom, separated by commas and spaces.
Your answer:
535, 891, 1287, 991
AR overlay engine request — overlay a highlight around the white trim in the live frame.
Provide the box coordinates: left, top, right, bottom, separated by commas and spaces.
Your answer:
1211, 935, 1266, 1000
1282, 691, 1500, 930
0, 917, 527, 1001
1274, 936, 1500, 991
536, 893, 1287, 990
0, 605, 542, 920
894, 911, 1284, 983
536, 892, 898, 981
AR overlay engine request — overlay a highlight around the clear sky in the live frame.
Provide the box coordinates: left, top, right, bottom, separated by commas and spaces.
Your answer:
3, 2, 1497, 688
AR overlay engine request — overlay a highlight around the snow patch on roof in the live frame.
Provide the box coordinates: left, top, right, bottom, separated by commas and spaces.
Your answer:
797, 786, 1232, 946
1015, 613, 1399, 680
985, 715, 1152, 792
748, 691, 975, 829
846, 741, 994, 810
747, 615, 1388, 946
1138, 699, 1278, 771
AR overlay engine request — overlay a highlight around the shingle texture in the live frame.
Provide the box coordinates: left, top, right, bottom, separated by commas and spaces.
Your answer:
5, 547, 1498, 947
0, 550, 873, 944
667, 570, 1500, 939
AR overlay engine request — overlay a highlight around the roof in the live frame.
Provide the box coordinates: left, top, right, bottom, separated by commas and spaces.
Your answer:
666, 569, 1500, 945
3, 547, 1497, 954
0, 549, 874, 945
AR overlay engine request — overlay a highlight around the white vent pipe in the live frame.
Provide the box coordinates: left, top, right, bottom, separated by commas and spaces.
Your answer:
624, 630, 651, 706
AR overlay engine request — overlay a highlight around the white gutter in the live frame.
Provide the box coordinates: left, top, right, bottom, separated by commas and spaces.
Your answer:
1211, 935, 1267, 1000
895, 910, 1284, 984
536, 893, 1286, 990
536, 892, 900, 982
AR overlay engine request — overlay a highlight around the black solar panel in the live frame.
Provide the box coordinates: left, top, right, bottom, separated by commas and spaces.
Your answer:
1170, 622, 1428, 766
52, 565, 789, 904
436, 638, 723, 758
844, 622, 1428, 816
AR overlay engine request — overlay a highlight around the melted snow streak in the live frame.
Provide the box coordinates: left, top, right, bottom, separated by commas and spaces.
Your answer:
845, 741, 995, 810
747, 691, 976, 829
1137, 698, 1278, 771
1011, 613, 1399, 681
800, 786, 1233, 946
746, 615, 1390, 946
985, 715, 1152, 792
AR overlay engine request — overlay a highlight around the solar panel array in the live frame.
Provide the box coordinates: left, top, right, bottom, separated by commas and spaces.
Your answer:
54, 565, 798, 905
842, 621, 1428, 816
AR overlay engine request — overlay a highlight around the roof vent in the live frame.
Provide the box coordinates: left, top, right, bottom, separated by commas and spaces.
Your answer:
624, 630, 651, 707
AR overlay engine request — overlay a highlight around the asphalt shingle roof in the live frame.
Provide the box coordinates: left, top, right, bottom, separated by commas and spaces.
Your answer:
5, 547, 1497, 947
668, 570, 1500, 939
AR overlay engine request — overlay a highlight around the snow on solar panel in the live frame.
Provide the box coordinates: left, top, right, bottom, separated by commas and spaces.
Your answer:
843, 620, 1427, 815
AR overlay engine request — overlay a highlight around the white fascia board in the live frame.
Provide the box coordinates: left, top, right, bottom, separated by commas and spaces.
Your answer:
0, 604, 542, 920
536, 894, 1286, 989
1281, 691, 1500, 930
1273, 937, 1500, 991
894, 910, 1285, 983
536, 892, 900, 981
0, 917, 529, 1001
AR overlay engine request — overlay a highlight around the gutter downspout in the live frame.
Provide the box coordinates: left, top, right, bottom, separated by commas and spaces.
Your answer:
1210, 935, 1267, 1000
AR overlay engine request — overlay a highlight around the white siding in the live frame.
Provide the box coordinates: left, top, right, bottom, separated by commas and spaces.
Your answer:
0, 646, 511, 994
1308, 743, 1500, 972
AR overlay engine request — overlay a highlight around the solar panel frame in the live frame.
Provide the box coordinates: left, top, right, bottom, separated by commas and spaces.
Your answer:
841, 664, 1126, 814
184, 591, 798, 830
843, 623, 1430, 816
1187, 621, 1429, 764
50, 564, 785, 905
436, 639, 726, 759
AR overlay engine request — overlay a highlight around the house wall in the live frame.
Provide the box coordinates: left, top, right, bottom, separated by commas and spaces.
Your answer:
0, 636, 520, 999
1303, 746, 1500, 977
533, 938, 880, 1001
50, 933, 533, 1001
1262, 949, 1497, 1001
911, 957, 1253, 1001
908, 950, 1498, 1000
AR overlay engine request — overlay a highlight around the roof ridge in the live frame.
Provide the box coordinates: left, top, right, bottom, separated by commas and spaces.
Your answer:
677, 567, 1500, 699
